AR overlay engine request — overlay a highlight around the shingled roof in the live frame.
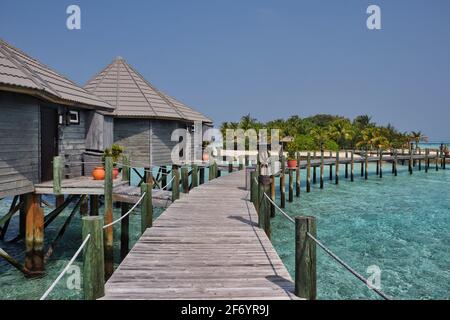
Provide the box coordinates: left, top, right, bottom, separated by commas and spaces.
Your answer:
84, 57, 212, 123
0, 39, 113, 111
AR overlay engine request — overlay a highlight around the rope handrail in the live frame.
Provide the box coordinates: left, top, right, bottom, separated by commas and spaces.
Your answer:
262, 192, 391, 300
160, 175, 176, 191
40, 234, 91, 300
103, 192, 147, 229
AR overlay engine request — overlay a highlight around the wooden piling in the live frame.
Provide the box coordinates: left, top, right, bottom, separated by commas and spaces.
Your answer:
312, 151, 317, 184
379, 149, 383, 178
365, 151, 369, 180
320, 150, 324, 189
270, 176, 276, 218
394, 150, 398, 176
306, 152, 311, 193
418, 149, 422, 171
361, 152, 364, 177
181, 166, 189, 193
350, 150, 354, 182
161, 165, 167, 189
192, 164, 199, 188
288, 169, 294, 203
295, 152, 301, 197
53, 156, 63, 195
103, 156, 114, 280
335, 151, 339, 185
376, 149, 380, 176
120, 203, 130, 261
24, 193, 44, 276
82, 216, 105, 300
295, 216, 317, 300
228, 161, 233, 173
250, 171, 258, 208
280, 156, 286, 208
345, 151, 349, 179
122, 155, 130, 183
141, 182, 153, 233
258, 175, 271, 240
90, 195, 99, 216
172, 165, 180, 201
409, 146, 413, 175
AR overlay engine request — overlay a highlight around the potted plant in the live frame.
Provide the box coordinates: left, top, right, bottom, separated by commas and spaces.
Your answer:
93, 144, 124, 180
286, 142, 298, 168
202, 141, 210, 162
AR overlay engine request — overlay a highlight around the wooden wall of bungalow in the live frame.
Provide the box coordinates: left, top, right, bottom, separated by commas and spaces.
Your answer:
0, 91, 107, 198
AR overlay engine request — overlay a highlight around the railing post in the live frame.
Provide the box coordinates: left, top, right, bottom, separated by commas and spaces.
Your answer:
425, 149, 429, 173
288, 169, 294, 203
295, 216, 317, 300
312, 151, 317, 184
306, 152, 311, 193
192, 164, 199, 188
181, 166, 189, 193
365, 150, 369, 180
418, 148, 422, 171
250, 171, 257, 205
335, 151, 340, 185
141, 182, 153, 234
280, 155, 286, 208
320, 150, 324, 189
379, 149, 383, 178
409, 146, 413, 174
53, 156, 63, 195
350, 150, 354, 182
258, 175, 271, 240
345, 151, 349, 179
270, 175, 276, 218
229, 161, 233, 173
394, 150, 398, 176
199, 166, 205, 185
209, 163, 214, 181
172, 165, 180, 201
435, 150, 439, 171
120, 202, 130, 261
122, 154, 130, 183
296, 152, 301, 197
82, 216, 105, 300
103, 156, 114, 280
161, 165, 167, 190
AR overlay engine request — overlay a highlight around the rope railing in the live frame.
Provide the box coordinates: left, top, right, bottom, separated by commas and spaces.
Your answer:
40, 234, 91, 300
103, 192, 147, 229
160, 176, 176, 191
262, 192, 391, 300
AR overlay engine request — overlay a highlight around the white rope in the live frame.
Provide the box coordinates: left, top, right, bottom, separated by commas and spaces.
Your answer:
263, 193, 295, 224
40, 234, 91, 300
253, 177, 259, 185
103, 192, 147, 229
160, 176, 176, 191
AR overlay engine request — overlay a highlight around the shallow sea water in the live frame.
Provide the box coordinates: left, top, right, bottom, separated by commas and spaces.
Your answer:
271, 162, 450, 300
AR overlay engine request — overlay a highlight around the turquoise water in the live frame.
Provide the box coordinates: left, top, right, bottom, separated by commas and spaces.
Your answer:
271, 162, 450, 300
418, 142, 449, 149
0, 196, 165, 300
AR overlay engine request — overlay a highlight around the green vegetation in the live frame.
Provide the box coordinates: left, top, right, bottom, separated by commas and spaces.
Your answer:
102, 144, 124, 166
221, 114, 425, 151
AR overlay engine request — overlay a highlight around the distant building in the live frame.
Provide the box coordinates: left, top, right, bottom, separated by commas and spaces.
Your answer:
84, 57, 213, 167
0, 39, 114, 198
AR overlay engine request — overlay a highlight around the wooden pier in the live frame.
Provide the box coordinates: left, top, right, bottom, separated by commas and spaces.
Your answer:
102, 170, 297, 300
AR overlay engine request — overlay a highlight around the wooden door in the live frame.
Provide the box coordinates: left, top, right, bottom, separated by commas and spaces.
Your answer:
40, 107, 58, 182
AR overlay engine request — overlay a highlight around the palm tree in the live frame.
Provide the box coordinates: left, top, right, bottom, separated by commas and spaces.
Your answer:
328, 119, 354, 149
356, 127, 388, 150
310, 127, 329, 151
353, 115, 373, 129
410, 131, 429, 149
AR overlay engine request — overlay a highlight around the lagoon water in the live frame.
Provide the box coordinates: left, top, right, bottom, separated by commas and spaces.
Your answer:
272, 162, 450, 300
0, 163, 449, 300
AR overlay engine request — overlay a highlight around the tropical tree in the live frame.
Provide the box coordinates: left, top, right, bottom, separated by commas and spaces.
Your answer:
410, 131, 429, 148
328, 119, 354, 149
310, 127, 330, 151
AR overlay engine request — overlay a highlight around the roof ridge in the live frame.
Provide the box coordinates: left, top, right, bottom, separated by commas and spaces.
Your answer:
124, 61, 187, 120
121, 59, 157, 116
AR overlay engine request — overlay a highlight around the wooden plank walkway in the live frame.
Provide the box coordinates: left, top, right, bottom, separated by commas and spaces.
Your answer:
103, 170, 297, 300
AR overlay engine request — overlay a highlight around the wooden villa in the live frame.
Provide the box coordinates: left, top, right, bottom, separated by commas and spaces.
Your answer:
83, 57, 213, 168
0, 39, 115, 200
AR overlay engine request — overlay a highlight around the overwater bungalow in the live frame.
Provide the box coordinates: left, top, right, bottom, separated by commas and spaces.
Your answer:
0, 39, 114, 199
84, 57, 213, 168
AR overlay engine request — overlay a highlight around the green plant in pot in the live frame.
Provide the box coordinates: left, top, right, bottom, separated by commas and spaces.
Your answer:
93, 144, 124, 180
285, 142, 298, 168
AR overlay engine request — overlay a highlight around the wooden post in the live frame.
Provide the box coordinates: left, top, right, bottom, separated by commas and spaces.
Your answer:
394, 150, 398, 176
361, 152, 364, 177
335, 151, 339, 185
89, 195, 99, 216
295, 152, 301, 197
435, 150, 439, 171
80, 196, 89, 216
306, 152, 311, 193
345, 151, 349, 179
288, 169, 294, 203
161, 165, 167, 189
192, 164, 199, 188
181, 166, 189, 194
379, 149, 383, 178
172, 165, 180, 201
141, 183, 153, 234
425, 149, 429, 173
418, 149, 422, 171
250, 171, 258, 208
103, 156, 114, 280
122, 155, 130, 183
280, 155, 286, 208
365, 150, 369, 180
320, 150, 324, 189
120, 203, 129, 261
258, 175, 271, 240
376, 149, 380, 176
24, 193, 45, 276
53, 156, 63, 195
350, 150, 354, 182
199, 166, 205, 185
228, 161, 233, 173
409, 146, 413, 175
270, 176, 276, 218
312, 151, 317, 184
295, 216, 317, 300
82, 216, 105, 300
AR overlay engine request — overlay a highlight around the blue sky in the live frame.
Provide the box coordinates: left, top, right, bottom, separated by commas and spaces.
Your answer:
1, 0, 450, 140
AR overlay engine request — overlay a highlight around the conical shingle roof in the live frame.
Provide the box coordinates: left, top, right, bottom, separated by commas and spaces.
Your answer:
84, 57, 212, 123
0, 39, 113, 111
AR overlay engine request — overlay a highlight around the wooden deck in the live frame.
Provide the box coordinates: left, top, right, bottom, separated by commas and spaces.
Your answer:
34, 176, 128, 195
103, 171, 297, 300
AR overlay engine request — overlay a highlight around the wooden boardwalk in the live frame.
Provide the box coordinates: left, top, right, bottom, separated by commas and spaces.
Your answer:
103, 170, 297, 300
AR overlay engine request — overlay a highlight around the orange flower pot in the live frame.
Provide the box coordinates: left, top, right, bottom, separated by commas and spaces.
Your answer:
287, 160, 298, 169
113, 168, 119, 179
202, 153, 210, 162
92, 167, 105, 180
